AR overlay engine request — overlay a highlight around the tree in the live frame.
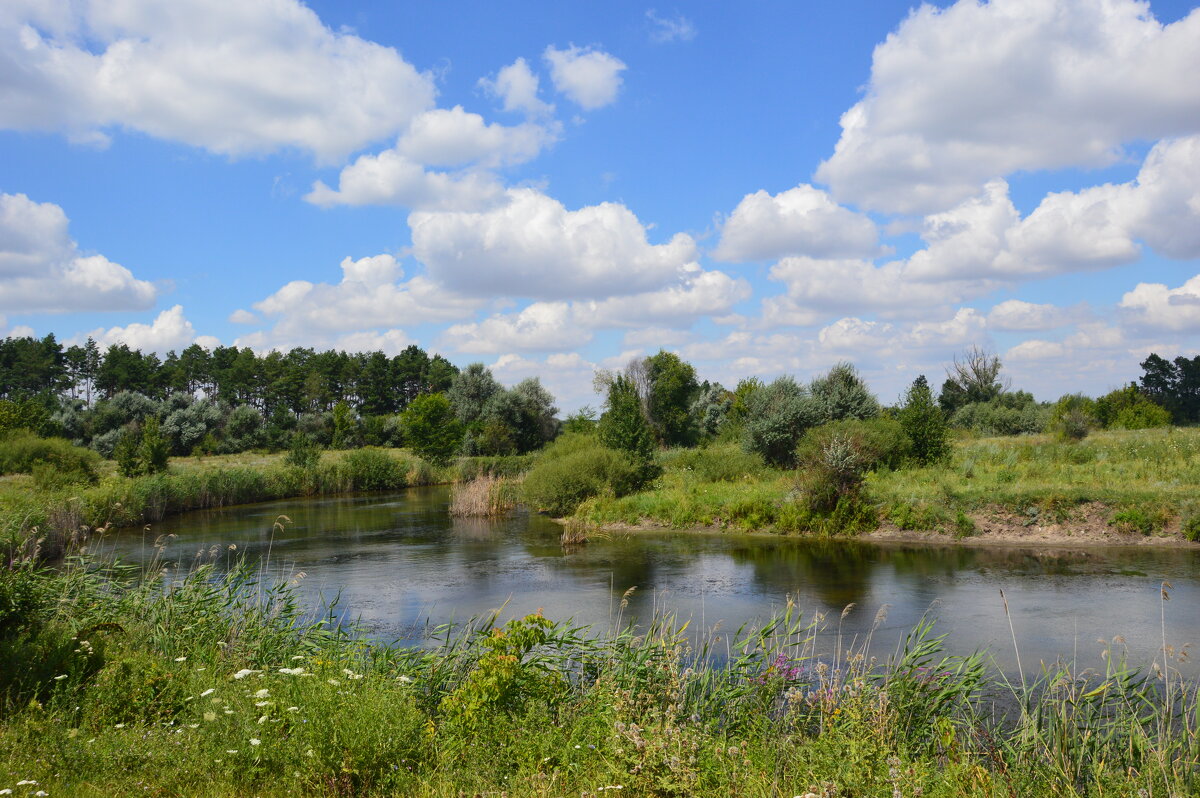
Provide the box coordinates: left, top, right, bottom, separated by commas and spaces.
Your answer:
138, 416, 170, 474
598, 375, 656, 461
645, 350, 700, 447
1139, 353, 1200, 423
940, 346, 1007, 414
741, 376, 820, 468
448, 363, 501, 426
897, 375, 950, 466
691, 382, 732, 440
810, 362, 879, 422
399, 393, 463, 465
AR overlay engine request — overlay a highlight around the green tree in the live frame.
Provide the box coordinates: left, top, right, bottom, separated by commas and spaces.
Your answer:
939, 346, 1007, 414
598, 375, 656, 461
330, 400, 359, 449
810, 362, 879, 422
645, 350, 700, 446
399, 393, 463, 465
448, 363, 501, 427
742, 376, 820, 468
138, 416, 170, 474
897, 375, 950, 466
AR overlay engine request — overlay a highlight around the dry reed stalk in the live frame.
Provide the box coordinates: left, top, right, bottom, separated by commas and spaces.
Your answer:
560, 519, 590, 546
449, 474, 515, 517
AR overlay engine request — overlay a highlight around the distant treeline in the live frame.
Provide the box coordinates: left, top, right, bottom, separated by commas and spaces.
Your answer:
0, 334, 1196, 465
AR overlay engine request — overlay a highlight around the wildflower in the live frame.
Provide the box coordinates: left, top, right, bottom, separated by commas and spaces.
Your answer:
286, 706, 299, 712
114, 723, 126, 729
203, 712, 217, 722
53, 675, 67, 681
200, 688, 215, 697
0, 789, 10, 795
327, 679, 340, 686
67, 729, 78, 738
255, 701, 270, 707
249, 738, 261, 746
34, 792, 47, 797
174, 656, 187, 662
398, 675, 413, 683
253, 689, 270, 699
291, 655, 304, 661
16, 782, 36, 786
226, 750, 238, 754
232, 669, 260, 680
278, 667, 304, 676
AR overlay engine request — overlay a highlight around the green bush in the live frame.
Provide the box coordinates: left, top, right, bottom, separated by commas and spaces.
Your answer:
659, 444, 765, 482
283, 431, 321, 470
399, 393, 463, 466
337, 448, 409, 491
0, 430, 100, 485
1096, 384, 1172, 430
522, 434, 654, 516
950, 396, 1048, 436
1111, 505, 1170, 536
742, 376, 821, 467
897, 375, 951, 466
0, 566, 47, 639
1048, 394, 1097, 442
456, 454, 535, 481
797, 417, 911, 473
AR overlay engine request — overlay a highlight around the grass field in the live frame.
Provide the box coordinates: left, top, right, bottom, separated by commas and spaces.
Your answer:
575, 428, 1200, 541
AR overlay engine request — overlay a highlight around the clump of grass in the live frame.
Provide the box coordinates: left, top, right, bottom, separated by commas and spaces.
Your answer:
449, 474, 517, 517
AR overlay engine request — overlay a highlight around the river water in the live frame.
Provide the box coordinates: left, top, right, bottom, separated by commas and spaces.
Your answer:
101, 486, 1200, 676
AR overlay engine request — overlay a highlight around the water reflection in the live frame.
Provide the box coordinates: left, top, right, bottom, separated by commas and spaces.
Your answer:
100, 486, 1200, 676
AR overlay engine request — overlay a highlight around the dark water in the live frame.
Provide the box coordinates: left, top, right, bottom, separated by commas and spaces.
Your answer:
100, 486, 1200, 676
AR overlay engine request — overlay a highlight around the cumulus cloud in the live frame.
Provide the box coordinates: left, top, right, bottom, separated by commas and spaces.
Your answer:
305, 106, 561, 210
714, 184, 880, 262
489, 352, 598, 412
478, 57, 553, 116
816, 0, 1200, 213
0, 192, 157, 313
410, 187, 698, 300
240, 254, 484, 349
1120, 274, 1200, 332
543, 45, 627, 110
987, 299, 1082, 331
439, 268, 747, 354
1, 0, 436, 163
79, 305, 211, 353
646, 10, 696, 43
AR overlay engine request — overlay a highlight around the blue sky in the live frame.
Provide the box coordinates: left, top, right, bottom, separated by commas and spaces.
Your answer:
1, 0, 1199, 410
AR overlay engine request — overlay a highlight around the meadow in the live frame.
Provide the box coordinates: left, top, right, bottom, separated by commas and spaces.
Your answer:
573, 428, 1200, 542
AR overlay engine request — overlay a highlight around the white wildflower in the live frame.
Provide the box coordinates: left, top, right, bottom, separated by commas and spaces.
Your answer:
53, 675, 67, 681
253, 689, 270, 699
278, 667, 305, 676
232, 669, 259, 680
200, 689, 215, 697
174, 656, 187, 662
249, 738, 261, 746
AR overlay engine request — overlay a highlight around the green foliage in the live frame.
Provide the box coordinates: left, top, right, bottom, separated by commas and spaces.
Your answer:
741, 376, 820, 467
0, 431, 100, 485
138, 416, 170, 475
0, 398, 52, 437
283, 431, 321, 470
337, 448, 408, 491
561, 405, 597, 434
897, 375, 951, 466
1096, 384, 1172, 430
1110, 505, 1170, 536
658, 443, 765, 482
953, 510, 976, 538
0, 566, 47, 639
448, 363, 502, 426
522, 433, 654, 516
598, 375, 656, 462
810, 361, 880, 422
939, 346, 1007, 414
690, 383, 731, 440
1048, 393, 1097, 442
329, 400, 358, 449
645, 350, 700, 447
113, 425, 142, 477
799, 417, 912, 474
399, 392, 463, 466
1138, 352, 1200, 423
950, 393, 1048, 436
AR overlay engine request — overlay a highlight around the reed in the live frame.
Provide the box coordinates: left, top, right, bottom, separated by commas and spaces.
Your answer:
448, 474, 517, 517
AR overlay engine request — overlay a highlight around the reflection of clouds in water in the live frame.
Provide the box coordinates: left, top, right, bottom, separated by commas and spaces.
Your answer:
98, 487, 1200, 676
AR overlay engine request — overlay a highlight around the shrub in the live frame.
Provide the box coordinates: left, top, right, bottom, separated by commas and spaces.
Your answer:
399, 393, 463, 466
950, 397, 1048, 436
797, 417, 911, 473
338, 448, 408, 491
742, 376, 821, 467
659, 443, 765, 482
0, 430, 101, 484
1111, 505, 1170, 536
897, 375, 951, 466
138, 416, 170, 474
0, 565, 47, 639
796, 432, 869, 512
810, 361, 880, 422
598, 375, 656, 461
283, 431, 322, 470
1048, 394, 1098, 442
522, 434, 653, 516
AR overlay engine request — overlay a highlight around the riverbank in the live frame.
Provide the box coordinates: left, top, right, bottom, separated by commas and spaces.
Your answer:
0, 449, 531, 562
569, 428, 1200, 546
1, 556, 1196, 797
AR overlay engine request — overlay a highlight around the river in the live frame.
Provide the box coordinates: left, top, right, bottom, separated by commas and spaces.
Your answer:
100, 486, 1200, 677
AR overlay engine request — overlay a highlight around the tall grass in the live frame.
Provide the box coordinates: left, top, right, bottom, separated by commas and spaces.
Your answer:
448, 474, 518, 517
0, 555, 1196, 796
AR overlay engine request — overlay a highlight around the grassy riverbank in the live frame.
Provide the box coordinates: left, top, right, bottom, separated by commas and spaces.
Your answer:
0, 556, 1196, 797
573, 428, 1200, 542
0, 449, 533, 562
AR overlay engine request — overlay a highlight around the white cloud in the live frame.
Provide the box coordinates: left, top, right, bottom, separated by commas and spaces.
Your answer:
622, 327, 694, 349
409, 187, 698, 300
228, 309, 258, 325
304, 151, 505, 210
442, 302, 591, 354
1120, 274, 1200, 332
81, 305, 202, 353
987, 299, 1081, 331
714, 184, 879, 262
646, 10, 697, 43
489, 352, 597, 413
543, 45, 627, 110
241, 254, 484, 348
439, 268, 747, 354
0, 192, 157, 313
395, 106, 558, 169
816, 0, 1200, 213
1, 0, 436, 163
478, 57, 553, 116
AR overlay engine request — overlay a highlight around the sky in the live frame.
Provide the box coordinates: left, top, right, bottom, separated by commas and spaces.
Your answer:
1, 0, 1199, 412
